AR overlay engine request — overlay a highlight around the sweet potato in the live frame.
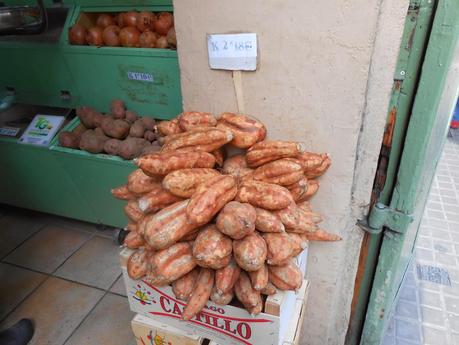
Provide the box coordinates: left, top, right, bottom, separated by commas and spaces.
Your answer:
140, 117, 156, 131
149, 242, 196, 284
161, 127, 233, 153
141, 142, 161, 155
125, 110, 138, 124
253, 158, 304, 186
178, 111, 217, 131
262, 232, 297, 265
234, 271, 262, 315
296, 200, 312, 213
172, 267, 200, 301
100, 117, 130, 139
303, 179, 320, 200
212, 148, 225, 167
182, 268, 214, 321
162, 168, 221, 198
268, 261, 302, 291
143, 200, 199, 250
59, 131, 80, 149
248, 263, 269, 291
233, 232, 267, 272
110, 99, 126, 119
124, 230, 145, 249
215, 258, 241, 294
187, 175, 237, 226
127, 169, 161, 194
289, 233, 309, 256
76, 106, 104, 129
124, 200, 144, 223
260, 282, 277, 296
236, 180, 294, 210
300, 229, 342, 242
144, 130, 156, 141
211, 285, 234, 305
111, 184, 137, 200
296, 152, 331, 178
157, 118, 182, 136
246, 141, 306, 167
193, 225, 232, 269
104, 138, 122, 155
135, 150, 216, 176
138, 185, 182, 213
222, 154, 248, 175
287, 177, 308, 202
216, 201, 256, 240
126, 222, 138, 233
129, 119, 146, 138
275, 203, 318, 233
127, 248, 149, 279
118, 138, 149, 160
254, 208, 285, 233
79, 129, 108, 153
217, 112, 266, 148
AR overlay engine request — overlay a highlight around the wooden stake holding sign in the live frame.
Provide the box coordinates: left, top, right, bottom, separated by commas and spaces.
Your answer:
207, 33, 257, 113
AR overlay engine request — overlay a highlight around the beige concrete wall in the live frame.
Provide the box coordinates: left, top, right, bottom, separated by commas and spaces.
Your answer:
173, 0, 408, 343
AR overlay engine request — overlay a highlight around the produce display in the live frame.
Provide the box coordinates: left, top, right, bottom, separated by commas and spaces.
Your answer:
58, 99, 161, 159
112, 111, 339, 318
68, 11, 176, 49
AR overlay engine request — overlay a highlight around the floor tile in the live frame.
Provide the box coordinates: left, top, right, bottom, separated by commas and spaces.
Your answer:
419, 290, 442, 309
0, 277, 103, 345
421, 306, 445, 328
109, 275, 126, 297
395, 318, 422, 343
55, 236, 120, 289
396, 301, 419, 320
0, 263, 46, 321
41, 214, 98, 234
0, 214, 44, 259
64, 293, 134, 345
422, 326, 447, 345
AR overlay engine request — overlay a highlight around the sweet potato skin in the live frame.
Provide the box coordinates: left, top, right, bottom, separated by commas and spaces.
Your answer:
216, 201, 257, 240
268, 261, 303, 291
217, 112, 266, 148
233, 232, 267, 272
236, 180, 294, 210
192, 225, 232, 269
215, 258, 241, 294
178, 111, 217, 131
182, 268, 214, 321
172, 267, 200, 301
254, 208, 285, 233
246, 141, 306, 167
127, 249, 149, 279
162, 168, 221, 198
234, 271, 263, 315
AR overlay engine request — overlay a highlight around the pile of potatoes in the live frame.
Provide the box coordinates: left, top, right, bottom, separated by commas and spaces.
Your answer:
112, 111, 340, 320
58, 100, 161, 160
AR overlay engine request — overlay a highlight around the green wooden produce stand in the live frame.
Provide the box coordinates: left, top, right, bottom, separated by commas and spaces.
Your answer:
0, 0, 181, 228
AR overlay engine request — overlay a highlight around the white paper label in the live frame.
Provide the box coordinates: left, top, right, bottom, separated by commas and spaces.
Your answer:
0, 127, 20, 137
127, 72, 154, 82
207, 33, 257, 71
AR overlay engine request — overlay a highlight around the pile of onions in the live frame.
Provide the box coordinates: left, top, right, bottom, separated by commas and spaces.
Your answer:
68, 24, 87, 45
96, 14, 114, 28
103, 25, 121, 46
119, 27, 140, 47
139, 30, 157, 48
154, 12, 173, 35
86, 27, 104, 46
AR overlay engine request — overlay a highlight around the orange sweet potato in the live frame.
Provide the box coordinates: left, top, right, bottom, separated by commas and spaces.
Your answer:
212, 148, 225, 167
187, 175, 237, 226
252, 158, 304, 186
248, 263, 269, 291
127, 169, 161, 194
124, 200, 144, 223
254, 208, 285, 233
216, 112, 266, 148
300, 229, 342, 242
162, 168, 221, 198
143, 200, 199, 250
149, 242, 196, 284
192, 225, 232, 269
260, 282, 277, 296
124, 230, 145, 249
178, 111, 217, 131
275, 203, 318, 233
222, 154, 248, 175
296, 152, 331, 178
268, 261, 303, 291
210, 285, 234, 305
234, 271, 263, 315
296, 200, 312, 213
172, 267, 200, 301
111, 184, 137, 200
236, 180, 294, 210
215, 258, 241, 294
287, 177, 308, 202
246, 141, 306, 167
216, 201, 257, 240
262, 232, 296, 265
126, 222, 138, 233
182, 268, 214, 321
135, 150, 216, 176
157, 118, 182, 136
138, 185, 183, 213
127, 248, 149, 279
161, 127, 233, 153
302, 179, 320, 200
233, 232, 267, 272
289, 233, 309, 256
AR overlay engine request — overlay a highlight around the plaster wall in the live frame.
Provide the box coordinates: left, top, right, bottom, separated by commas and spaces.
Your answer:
173, 1, 408, 343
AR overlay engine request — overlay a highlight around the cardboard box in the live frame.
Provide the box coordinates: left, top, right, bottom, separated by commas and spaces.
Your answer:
121, 248, 309, 345
131, 314, 204, 345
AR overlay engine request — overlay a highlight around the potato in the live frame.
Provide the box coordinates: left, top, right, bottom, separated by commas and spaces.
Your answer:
59, 131, 80, 149
125, 110, 138, 124
100, 117, 130, 139
71, 123, 88, 137
79, 129, 107, 153
144, 130, 156, 141
129, 119, 146, 138
76, 106, 104, 129
140, 117, 156, 131
140, 142, 161, 156
104, 138, 122, 155
110, 99, 126, 119
118, 137, 149, 160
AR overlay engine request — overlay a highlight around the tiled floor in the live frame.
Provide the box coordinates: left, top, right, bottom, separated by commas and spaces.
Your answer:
383, 130, 459, 345
0, 210, 135, 345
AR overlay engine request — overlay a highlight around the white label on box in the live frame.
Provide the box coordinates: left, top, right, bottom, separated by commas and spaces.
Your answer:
0, 127, 20, 137
127, 71, 154, 82
18, 115, 65, 147
207, 33, 257, 71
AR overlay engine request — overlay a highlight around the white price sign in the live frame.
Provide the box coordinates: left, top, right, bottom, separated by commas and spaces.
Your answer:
207, 33, 257, 71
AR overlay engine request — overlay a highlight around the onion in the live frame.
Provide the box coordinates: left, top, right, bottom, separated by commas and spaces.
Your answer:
68, 24, 87, 45
154, 12, 173, 35
103, 25, 121, 46
119, 27, 140, 47
86, 26, 104, 46
156, 35, 168, 49
96, 14, 114, 28
120, 11, 138, 28
139, 30, 157, 48
137, 11, 156, 32
166, 27, 176, 47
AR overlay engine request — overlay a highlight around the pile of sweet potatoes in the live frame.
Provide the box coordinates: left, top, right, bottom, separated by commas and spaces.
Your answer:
111, 111, 339, 319
58, 99, 161, 159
